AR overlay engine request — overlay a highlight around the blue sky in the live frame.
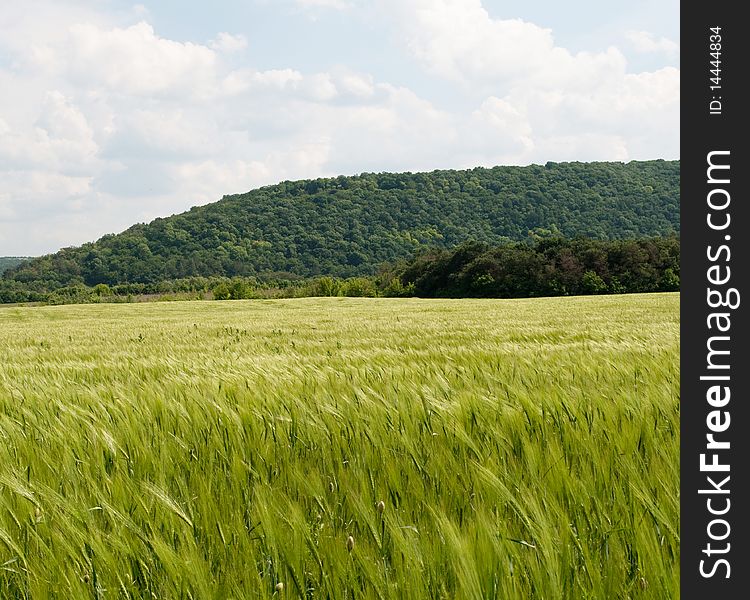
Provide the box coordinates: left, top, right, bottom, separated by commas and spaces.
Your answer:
0, 0, 679, 255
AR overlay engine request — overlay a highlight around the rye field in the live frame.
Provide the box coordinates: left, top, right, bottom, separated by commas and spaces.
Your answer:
0, 294, 679, 599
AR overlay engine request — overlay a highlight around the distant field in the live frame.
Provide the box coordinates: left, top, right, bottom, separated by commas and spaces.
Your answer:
0, 294, 679, 599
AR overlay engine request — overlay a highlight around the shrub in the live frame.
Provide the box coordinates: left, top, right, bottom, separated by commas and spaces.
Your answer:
381, 277, 415, 297
93, 283, 111, 296
340, 277, 377, 297
212, 283, 231, 300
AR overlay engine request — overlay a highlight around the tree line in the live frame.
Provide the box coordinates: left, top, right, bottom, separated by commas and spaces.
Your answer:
0, 237, 679, 305
379, 236, 679, 298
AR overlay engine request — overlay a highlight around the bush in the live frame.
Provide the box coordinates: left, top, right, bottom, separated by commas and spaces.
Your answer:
93, 283, 111, 296
212, 283, 231, 300
381, 277, 415, 297
340, 277, 378, 297
312, 276, 340, 297
230, 279, 252, 300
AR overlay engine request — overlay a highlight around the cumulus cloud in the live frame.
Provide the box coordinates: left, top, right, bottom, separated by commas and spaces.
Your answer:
377, 0, 679, 164
335, 71, 375, 98
221, 68, 304, 96
63, 22, 219, 97
210, 32, 248, 53
0, 92, 99, 178
0, 0, 679, 256
626, 30, 679, 58
378, 0, 627, 89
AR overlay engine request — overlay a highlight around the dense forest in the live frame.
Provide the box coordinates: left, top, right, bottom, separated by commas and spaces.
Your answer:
0, 257, 29, 275
3, 160, 679, 292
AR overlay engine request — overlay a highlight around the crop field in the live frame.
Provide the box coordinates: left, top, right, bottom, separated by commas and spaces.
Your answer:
0, 294, 679, 599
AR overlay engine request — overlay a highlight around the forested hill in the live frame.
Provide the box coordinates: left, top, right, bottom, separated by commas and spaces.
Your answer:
5, 160, 679, 288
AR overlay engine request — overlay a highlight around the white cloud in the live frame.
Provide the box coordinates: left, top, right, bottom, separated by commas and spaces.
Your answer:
0, 92, 99, 174
210, 32, 248, 53
379, 0, 629, 91
331, 69, 375, 98
468, 97, 533, 159
36, 91, 94, 144
0, 0, 679, 256
626, 30, 679, 58
296, 0, 352, 9
63, 21, 218, 97
376, 0, 679, 163
222, 68, 304, 95
171, 140, 333, 204
301, 73, 339, 101
391, 3, 556, 83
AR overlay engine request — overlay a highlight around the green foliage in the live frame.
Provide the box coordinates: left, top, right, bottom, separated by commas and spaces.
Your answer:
3, 160, 679, 290
92, 283, 111, 296
384, 236, 680, 298
229, 278, 254, 300
0, 257, 30, 275
339, 277, 377, 297
0, 295, 680, 598
0, 236, 680, 306
660, 268, 680, 291
581, 271, 608, 294
380, 277, 415, 298
212, 283, 231, 300
309, 276, 340, 297
0, 279, 47, 304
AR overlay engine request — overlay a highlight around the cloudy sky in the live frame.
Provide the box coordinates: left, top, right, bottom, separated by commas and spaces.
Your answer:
0, 0, 679, 256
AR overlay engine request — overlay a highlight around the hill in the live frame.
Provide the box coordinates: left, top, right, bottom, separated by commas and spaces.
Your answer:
4, 160, 679, 288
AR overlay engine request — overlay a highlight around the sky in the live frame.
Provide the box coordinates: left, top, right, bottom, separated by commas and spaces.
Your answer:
0, 0, 680, 256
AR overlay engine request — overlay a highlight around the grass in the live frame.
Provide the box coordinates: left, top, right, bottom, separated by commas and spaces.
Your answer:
0, 294, 679, 599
